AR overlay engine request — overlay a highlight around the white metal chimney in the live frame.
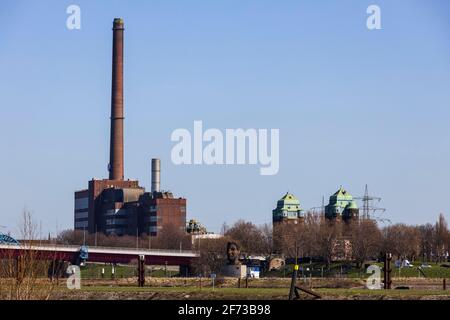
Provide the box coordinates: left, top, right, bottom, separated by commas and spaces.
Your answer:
151, 158, 161, 193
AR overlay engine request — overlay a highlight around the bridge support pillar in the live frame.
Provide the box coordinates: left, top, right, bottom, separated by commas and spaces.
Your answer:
138, 255, 145, 287
180, 265, 192, 277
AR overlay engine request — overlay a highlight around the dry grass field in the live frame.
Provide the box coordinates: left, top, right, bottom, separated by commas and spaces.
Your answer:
47, 277, 449, 300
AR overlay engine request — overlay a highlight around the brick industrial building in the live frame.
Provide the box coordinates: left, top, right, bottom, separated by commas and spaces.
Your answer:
74, 19, 186, 237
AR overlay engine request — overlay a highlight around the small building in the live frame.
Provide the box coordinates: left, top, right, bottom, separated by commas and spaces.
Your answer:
247, 266, 260, 278
325, 187, 359, 222
244, 256, 267, 278
190, 233, 223, 245
186, 219, 222, 245
268, 257, 285, 271
186, 219, 207, 234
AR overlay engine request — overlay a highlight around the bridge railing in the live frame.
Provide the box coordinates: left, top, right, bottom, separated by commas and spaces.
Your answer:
0, 243, 198, 256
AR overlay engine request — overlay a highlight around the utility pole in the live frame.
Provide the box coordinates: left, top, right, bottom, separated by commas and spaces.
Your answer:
355, 184, 387, 221
289, 242, 299, 300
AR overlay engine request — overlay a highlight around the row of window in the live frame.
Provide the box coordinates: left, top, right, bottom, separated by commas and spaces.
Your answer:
75, 198, 89, 211
75, 221, 88, 229
75, 211, 88, 220
105, 218, 127, 226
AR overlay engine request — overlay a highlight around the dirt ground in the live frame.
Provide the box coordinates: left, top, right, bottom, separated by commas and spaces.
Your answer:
50, 277, 450, 300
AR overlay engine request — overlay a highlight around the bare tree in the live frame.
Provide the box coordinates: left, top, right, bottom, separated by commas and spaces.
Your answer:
0, 210, 57, 300
382, 224, 420, 261
258, 223, 273, 257
434, 213, 449, 262
191, 237, 231, 276
349, 219, 382, 268
418, 223, 435, 263
316, 219, 342, 268
225, 220, 265, 256
151, 223, 192, 250
272, 212, 322, 259
56, 224, 192, 251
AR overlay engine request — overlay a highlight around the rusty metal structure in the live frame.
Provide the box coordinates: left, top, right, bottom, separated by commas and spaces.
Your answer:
383, 252, 392, 289
138, 255, 145, 287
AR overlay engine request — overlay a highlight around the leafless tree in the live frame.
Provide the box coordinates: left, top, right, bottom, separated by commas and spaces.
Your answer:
0, 210, 57, 300
272, 212, 322, 259
258, 223, 274, 257
150, 223, 192, 250
316, 219, 342, 268
56, 224, 192, 251
191, 237, 231, 276
434, 214, 449, 262
382, 224, 420, 261
225, 220, 266, 256
418, 223, 435, 262
348, 219, 382, 268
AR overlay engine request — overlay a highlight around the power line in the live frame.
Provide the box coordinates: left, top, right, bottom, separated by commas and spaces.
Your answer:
355, 184, 389, 222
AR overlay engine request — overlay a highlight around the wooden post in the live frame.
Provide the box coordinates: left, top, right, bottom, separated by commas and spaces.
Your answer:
383, 253, 392, 290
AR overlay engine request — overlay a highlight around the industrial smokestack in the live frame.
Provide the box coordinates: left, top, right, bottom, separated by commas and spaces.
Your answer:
151, 158, 161, 193
109, 18, 125, 180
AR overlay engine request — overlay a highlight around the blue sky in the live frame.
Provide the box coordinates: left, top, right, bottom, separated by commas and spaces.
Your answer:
1, 0, 449, 237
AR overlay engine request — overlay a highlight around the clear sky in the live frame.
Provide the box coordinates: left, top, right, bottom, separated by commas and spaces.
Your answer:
1, 0, 449, 237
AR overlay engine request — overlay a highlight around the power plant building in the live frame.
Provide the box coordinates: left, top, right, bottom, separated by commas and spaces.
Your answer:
74, 18, 186, 237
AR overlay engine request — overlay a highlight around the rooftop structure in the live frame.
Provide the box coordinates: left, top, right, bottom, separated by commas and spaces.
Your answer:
272, 192, 304, 224
325, 187, 359, 222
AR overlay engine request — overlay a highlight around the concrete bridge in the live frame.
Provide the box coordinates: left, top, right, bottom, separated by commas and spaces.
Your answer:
0, 243, 199, 267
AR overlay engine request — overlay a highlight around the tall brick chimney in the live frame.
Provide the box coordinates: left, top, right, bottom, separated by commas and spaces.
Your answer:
109, 18, 125, 180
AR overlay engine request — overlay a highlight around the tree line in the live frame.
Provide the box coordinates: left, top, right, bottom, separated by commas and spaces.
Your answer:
56, 214, 449, 274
